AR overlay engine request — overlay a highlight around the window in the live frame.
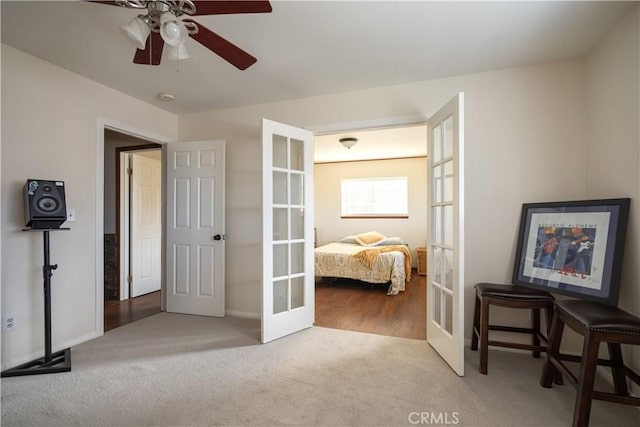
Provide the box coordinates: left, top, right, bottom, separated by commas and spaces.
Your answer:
341, 177, 408, 218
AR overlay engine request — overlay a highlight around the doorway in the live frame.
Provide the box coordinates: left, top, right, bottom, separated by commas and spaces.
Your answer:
103, 129, 162, 331
314, 275, 427, 339
312, 124, 428, 340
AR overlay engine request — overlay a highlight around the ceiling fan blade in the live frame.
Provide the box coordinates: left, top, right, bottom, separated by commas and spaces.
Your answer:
185, 20, 257, 70
191, 1, 272, 15
133, 33, 164, 65
84, 1, 121, 6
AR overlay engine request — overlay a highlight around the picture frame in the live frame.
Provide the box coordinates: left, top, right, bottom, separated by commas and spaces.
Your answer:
512, 198, 630, 306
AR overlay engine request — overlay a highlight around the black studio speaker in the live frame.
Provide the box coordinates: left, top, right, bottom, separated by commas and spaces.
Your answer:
24, 179, 67, 229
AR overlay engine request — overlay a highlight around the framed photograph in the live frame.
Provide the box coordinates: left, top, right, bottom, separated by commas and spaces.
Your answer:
512, 198, 630, 306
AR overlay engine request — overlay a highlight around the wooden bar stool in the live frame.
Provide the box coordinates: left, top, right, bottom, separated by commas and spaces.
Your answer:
540, 299, 640, 427
471, 283, 556, 374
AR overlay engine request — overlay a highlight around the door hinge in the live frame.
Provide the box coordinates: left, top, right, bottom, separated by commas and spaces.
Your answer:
127, 275, 132, 284
127, 167, 133, 175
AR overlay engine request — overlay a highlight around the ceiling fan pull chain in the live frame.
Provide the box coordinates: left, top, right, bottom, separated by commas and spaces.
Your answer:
149, 31, 153, 65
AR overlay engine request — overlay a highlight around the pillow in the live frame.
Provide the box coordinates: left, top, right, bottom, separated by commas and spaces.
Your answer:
339, 235, 359, 244
354, 231, 386, 246
375, 237, 407, 246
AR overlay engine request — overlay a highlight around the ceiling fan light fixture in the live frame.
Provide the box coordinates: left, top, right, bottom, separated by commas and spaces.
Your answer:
159, 92, 175, 102
167, 42, 190, 60
96, 0, 272, 68
119, 16, 150, 50
159, 12, 186, 46
339, 137, 358, 149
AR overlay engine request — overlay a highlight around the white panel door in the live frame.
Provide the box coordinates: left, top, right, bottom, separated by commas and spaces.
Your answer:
426, 93, 465, 376
166, 140, 225, 316
262, 119, 314, 343
130, 152, 162, 297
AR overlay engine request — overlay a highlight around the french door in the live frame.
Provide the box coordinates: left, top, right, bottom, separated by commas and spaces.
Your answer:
426, 93, 465, 375
261, 119, 315, 343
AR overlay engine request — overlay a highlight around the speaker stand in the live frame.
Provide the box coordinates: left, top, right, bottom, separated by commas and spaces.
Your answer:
2, 228, 72, 377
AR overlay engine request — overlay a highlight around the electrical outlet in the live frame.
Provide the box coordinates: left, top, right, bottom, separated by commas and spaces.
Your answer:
3, 314, 17, 332
67, 208, 76, 222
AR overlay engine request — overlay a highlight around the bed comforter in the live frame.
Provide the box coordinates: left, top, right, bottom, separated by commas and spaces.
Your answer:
314, 242, 409, 295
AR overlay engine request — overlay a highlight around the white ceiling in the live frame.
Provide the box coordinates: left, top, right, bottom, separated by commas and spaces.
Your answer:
314, 125, 426, 163
1, 1, 634, 117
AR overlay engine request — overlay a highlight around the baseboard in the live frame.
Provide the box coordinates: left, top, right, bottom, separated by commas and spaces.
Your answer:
225, 309, 260, 319
1, 330, 101, 371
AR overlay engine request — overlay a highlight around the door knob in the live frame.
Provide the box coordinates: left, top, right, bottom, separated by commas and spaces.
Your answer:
212, 234, 222, 241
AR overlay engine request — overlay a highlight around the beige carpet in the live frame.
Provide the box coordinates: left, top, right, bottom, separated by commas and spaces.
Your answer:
1, 313, 637, 426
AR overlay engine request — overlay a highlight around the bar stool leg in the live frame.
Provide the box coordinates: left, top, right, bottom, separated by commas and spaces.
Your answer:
544, 305, 563, 385
607, 342, 629, 395
532, 308, 541, 358
573, 333, 601, 427
479, 296, 490, 374
471, 292, 480, 352
543, 305, 554, 340
540, 311, 564, 388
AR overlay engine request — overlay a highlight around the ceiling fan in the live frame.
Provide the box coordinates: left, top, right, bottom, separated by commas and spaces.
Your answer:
89, 1, 272, 69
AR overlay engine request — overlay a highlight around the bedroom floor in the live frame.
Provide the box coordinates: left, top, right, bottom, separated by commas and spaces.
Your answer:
314, 269, 426, 340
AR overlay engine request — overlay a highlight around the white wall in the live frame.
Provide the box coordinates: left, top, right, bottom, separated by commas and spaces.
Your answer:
179, 59, 588, 322
314, 157, 428, 266
1, 44, 178, 369
586, 6, 640, 390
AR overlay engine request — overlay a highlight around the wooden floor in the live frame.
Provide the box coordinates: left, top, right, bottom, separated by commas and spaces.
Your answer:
314, 270, 426, 340
104, 291, 162, 332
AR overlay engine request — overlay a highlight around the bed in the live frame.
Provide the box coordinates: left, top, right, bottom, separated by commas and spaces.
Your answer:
314, 232, 412, 295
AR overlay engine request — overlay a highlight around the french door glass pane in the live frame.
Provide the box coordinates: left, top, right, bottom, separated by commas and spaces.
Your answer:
273, 171, 287, 204
291, 208, 304, 240
433, 165, 442, 203
433, 285, 442, 325
444, 161, 453, 202
433, 247, 442, 285
273, 279, 288, 314
290, 139, 304, 171
444, 248, 454, 290
290, 173, 304, 205
433, 124, 442, 162
444, 116, 453, 158
444, 205, 453, 246
273, 243, 288, 277
291, 242, 304, 274
291, 276, 304, 309
434, 206, 442, 244
272, 208, 287, 240
273, 135, 287, 169
444, 291, 453, 334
